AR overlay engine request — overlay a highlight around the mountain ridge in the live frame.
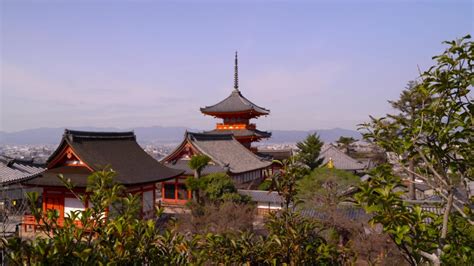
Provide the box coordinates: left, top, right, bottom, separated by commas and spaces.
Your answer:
0, 126, 361, 145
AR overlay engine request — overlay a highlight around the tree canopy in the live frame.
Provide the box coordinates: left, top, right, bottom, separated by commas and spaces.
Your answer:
296, 133, 324, 170
298, 167, 360, 208
357, 35, 474, 265
2, 169, 352, 265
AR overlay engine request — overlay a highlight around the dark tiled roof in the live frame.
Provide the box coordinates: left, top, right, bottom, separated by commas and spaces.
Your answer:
257, 149, 293, 161
163, 132, 271, 174
238, 189, 284, 204
0, 156, 45, 185
164, 160, 226, 176
26, 166, 92, 187
300, 207, 369, 221
319, 145, 365, 171
204, 128, 271, 139
200, 90, 270, 116
26, 129, 183, 187
187, 132, 271, 174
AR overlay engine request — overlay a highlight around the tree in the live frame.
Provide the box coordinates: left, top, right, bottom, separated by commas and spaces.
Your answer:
3, 169, 353, 264
186, 172, 249, 205
187, 154, 211, 203
195, 211, 351, 265
388, 80, 428, 200
2, 169, 194, 264
178, 201, 255, 234
296, 133, 324, 170
198, 173, 250, 204
270, 156, 309, 210
335, 136, 357, 154
297, 167, 360, 208
357, 35, 474, 265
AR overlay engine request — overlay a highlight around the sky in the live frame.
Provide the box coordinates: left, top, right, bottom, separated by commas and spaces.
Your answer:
1, 0, 472, 133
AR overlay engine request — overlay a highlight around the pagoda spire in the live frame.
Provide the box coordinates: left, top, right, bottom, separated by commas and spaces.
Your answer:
234, 51, 239, 91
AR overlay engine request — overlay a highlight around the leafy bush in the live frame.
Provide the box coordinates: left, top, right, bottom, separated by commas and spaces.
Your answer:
298, 167, 360, 206
257, 179, 272, 191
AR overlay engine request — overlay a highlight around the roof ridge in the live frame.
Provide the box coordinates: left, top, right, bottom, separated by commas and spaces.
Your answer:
237, 91, 270, 112
327, 145, 362, 163
64, 129, 136, 140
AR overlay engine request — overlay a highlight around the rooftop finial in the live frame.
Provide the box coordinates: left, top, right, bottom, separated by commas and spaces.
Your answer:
234, 51, 239, 91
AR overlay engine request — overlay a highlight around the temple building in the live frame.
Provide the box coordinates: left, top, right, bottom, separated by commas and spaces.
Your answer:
200, 52, 271, 150
161, 54, 274, 205
161, 132, 271, 204
21, 129, 182, 230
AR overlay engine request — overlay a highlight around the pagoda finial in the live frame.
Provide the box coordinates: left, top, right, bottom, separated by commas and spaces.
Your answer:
234, 51, 239, 91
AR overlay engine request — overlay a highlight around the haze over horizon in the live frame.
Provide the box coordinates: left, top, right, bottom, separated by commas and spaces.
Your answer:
1, 1, 472, 133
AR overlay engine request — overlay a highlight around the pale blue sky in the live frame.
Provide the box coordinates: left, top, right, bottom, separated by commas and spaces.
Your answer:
1, 0, 472, 132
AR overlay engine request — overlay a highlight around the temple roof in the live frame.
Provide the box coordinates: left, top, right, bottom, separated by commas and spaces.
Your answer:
257, 148, 293, 161
200, 90, 270, 117
165, 160, 227, 176
204, 128, 271, 139
0, 156, 45, 185
319, 145, 365, 171
163, 132, 271, 174
238, 189, 284, 205
25, 166, 92, 187
25, 129, 182, 187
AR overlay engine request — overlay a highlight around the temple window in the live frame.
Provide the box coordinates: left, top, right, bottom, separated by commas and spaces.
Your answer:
162, 177, 191, 202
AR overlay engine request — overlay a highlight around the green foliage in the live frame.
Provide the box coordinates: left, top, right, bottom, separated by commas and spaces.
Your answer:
355, 165, 474, 265
257, 179, 272, 191
188, 154, 211, 176
297, 167, 360, 207
186, 172, 250, 204
2, 169, 193, 265
335, 136, 357, 153
358, 35, 474, 265
187, 154, 211, 203
263, 210, 349, 265
2, 169, 350, 265
296, 133, 325, 170
361, 35, 473, 184
193, 210, 352, 265
270, 156, 309, 209
336, 136, 357, 146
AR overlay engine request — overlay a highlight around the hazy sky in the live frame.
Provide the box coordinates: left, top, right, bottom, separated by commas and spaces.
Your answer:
1, 0, 472, 132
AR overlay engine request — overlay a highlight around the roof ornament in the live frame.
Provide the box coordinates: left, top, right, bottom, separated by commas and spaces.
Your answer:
234, 51, 239, 91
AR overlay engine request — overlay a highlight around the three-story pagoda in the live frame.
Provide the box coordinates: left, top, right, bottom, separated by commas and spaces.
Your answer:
200, 52, 271, 149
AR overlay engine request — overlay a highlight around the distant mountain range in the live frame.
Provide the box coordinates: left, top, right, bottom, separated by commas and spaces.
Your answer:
0, 126, 361, 145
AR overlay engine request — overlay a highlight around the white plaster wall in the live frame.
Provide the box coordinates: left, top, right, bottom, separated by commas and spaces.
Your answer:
64, 197, 85, 218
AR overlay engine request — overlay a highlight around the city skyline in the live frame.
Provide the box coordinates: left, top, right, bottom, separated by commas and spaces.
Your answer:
1, 0, 472, 132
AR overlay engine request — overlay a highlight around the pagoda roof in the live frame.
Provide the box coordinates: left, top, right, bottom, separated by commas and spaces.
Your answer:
25, 129, 182, 187
200, 90, 270, 117
204, 128, 271, 139
163, 132, 271, 174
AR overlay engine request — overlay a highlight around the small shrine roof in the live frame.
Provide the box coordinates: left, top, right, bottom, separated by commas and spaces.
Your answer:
319, 145, 365, 171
